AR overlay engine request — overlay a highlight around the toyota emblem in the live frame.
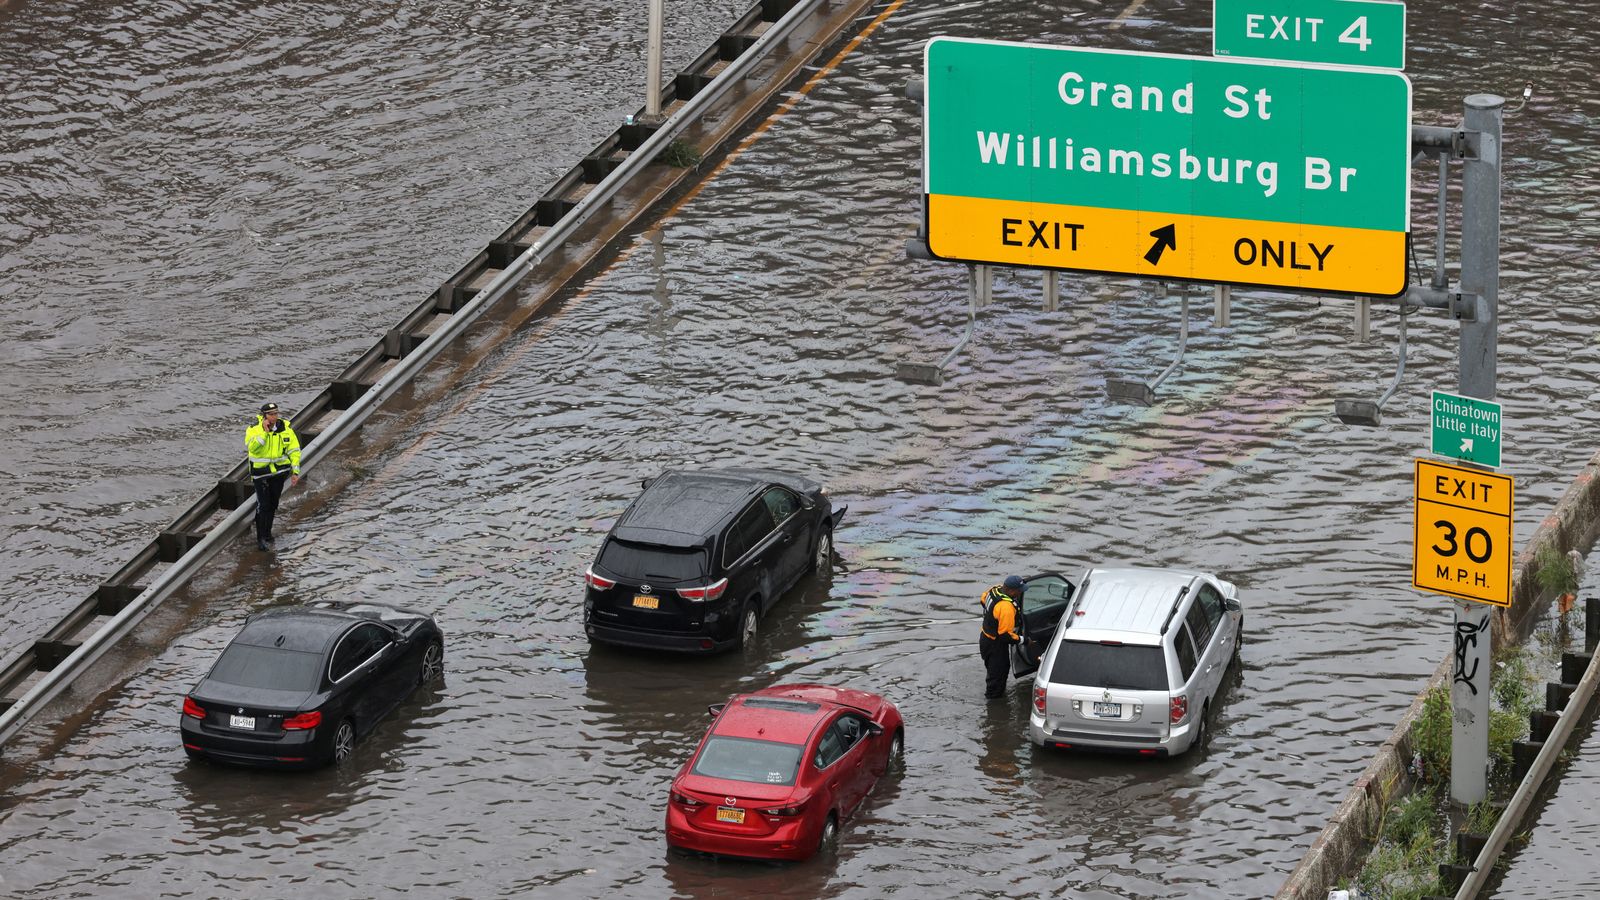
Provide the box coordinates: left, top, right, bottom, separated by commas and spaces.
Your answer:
640, 584, 652, 593
726, 796, 737, 805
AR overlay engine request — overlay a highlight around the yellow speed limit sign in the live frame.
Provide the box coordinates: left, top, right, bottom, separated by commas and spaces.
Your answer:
1414, 459, 1514, 607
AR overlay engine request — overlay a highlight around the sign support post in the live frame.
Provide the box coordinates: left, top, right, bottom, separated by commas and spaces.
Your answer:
1449, 93, 1503, 809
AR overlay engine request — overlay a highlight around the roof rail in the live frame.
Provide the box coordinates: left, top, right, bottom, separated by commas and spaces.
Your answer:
1059, 573, 1091, 631
1158, 581, 1195, 635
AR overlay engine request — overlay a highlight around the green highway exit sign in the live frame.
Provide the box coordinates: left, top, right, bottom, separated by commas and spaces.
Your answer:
1431, 390, 1502, 468
923, 37, 1412, 296
1214, 0, 1407, 70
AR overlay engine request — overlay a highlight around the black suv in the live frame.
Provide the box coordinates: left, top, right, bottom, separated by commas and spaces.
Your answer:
583, 469, 845, 653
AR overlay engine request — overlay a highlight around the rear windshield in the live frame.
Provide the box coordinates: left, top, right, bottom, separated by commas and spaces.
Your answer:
598, 539, 707, 582
1049, 640, 1168, 691
210, 644, 323, 692
692, 736, 803, 786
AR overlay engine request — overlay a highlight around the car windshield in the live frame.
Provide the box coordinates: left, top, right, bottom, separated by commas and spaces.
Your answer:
598, 539, 706, 582
209, 643, 323, 692
1050, 640, 1167, 691
691, 736, 803, 786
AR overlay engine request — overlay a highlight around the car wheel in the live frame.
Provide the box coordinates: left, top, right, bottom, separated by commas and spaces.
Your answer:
331, 719, 356, 766
420, 639, 444, 684
888, 729, 905, 772
1232, 620, 1244, 667
737, 603, 759, 650
184, 747, 206, 764
810, 526, 833, 572
817, 813, 839, 855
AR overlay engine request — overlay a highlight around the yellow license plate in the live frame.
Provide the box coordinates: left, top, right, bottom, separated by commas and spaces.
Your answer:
632, 595, 659, 609
715, 807, 745, 824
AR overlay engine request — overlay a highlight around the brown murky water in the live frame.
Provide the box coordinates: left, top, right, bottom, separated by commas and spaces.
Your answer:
3, 0, 1600, 897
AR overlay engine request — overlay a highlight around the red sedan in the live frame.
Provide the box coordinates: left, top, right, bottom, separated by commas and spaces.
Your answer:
665, 684, 904, 861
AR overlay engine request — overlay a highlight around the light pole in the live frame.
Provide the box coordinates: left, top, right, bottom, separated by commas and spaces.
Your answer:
645, 0, 664, 122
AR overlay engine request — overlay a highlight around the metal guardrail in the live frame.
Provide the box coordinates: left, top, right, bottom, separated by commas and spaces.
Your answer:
0, 0, 838, 749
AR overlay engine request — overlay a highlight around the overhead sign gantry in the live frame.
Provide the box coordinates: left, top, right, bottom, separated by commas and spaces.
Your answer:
922, 37, 1412, 296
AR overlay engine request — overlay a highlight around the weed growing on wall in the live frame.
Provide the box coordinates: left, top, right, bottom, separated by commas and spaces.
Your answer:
661, 140, 702, 168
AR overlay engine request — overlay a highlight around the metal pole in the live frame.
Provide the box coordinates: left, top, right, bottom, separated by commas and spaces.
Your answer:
1432, 154, 1449, 291
1354, 296, 1369, 343
1043, 270, 1059, 312
646, 0, 664, 120
1458, 94, 1502, 400
1449, 93, 1503, 809
1213, 284, 1231, 327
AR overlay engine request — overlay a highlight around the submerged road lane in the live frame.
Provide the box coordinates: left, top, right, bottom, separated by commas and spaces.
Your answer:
4, 0, 1600, 897
0, 0, 753, 659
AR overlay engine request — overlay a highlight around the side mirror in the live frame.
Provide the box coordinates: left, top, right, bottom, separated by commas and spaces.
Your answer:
1224, 598, 1241, 613
800, 496, 815, 511
707, 703, 726, 718
641, 479, 651, 490
865, 721, 884, 737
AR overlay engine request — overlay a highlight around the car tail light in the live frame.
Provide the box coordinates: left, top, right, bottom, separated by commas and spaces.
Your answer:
282, 711, 322, 730
1032, 686, 1047, 715
1169, 694, 1188, 724
585, 568, 615, 590
670, 790, 705, 808
761, 801, 807, 817
182, 697, 205, 719
677, 578, 729, 602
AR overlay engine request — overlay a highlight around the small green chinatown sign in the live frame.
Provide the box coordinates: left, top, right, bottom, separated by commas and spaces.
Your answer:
1431, 390, 1502, 468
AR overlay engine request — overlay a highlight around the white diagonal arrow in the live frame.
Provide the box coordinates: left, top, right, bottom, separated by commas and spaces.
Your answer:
1461, 437, 1474, 453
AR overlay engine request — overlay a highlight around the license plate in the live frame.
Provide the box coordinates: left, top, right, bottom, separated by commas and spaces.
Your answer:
229, 714, 255, 730
1092, 702, 1121, 718
715, 806, 745, 824
632, 595, 659, 609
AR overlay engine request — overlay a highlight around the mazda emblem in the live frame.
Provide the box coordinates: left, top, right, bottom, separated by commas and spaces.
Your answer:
238, 708, 245, 714
1101, 690, 1111, 703
726, 796, 737, 805
640, 584, 652, 594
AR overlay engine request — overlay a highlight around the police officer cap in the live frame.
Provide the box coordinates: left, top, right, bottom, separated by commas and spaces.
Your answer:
1003, 575, 1026, 591
260, 402, 279, 414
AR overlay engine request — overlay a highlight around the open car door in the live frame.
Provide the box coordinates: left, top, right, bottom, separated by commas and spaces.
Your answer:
1011, 572, 1077, 678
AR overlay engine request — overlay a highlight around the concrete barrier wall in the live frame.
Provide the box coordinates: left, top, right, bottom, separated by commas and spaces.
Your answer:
1276, 445, 1600, 900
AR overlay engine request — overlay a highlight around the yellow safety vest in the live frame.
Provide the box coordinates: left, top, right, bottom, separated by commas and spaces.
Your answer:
244, 415, 301, 479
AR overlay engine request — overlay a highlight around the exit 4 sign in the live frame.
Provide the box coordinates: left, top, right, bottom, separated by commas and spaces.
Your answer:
1214, 0, 1407, 70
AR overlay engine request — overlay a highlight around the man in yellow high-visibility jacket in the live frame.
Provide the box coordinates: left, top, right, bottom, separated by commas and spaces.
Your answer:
244, 402, 301, 551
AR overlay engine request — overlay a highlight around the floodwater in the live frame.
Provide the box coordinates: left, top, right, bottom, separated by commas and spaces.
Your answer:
3, 0, 1600, 897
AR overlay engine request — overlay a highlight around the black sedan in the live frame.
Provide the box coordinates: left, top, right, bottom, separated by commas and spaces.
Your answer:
180, 600, 444, 769
584, 468, 845, 653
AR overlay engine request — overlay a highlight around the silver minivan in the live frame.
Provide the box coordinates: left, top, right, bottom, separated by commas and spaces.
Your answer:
1022, 567, 1242, 757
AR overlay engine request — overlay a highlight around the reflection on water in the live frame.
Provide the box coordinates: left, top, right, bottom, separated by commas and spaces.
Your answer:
4, 0, 1600, 896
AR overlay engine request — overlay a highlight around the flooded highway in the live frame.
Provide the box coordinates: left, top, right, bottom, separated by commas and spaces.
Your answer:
4, 0, 1600, 897
0, 0, 753, 657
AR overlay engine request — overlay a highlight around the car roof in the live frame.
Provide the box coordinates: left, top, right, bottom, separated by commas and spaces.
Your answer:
232, 602, 415, 654
710, 683, 870, 744
613, 468, 817, 547
1062, 567, 1203, 644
